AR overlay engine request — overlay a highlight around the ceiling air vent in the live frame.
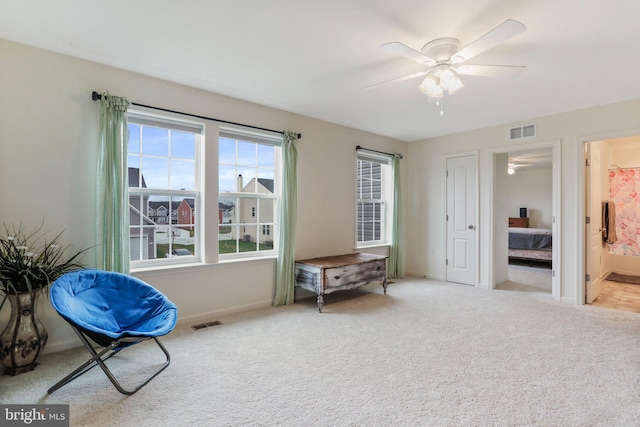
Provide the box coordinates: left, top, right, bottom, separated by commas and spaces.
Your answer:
509, 124, 536, 140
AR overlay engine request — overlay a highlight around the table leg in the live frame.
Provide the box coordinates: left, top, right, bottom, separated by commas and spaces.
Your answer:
382, 278, 387, 295
317, 294, 324, 313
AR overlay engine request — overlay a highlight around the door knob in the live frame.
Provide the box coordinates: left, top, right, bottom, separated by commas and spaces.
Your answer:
468, 225, 475, 230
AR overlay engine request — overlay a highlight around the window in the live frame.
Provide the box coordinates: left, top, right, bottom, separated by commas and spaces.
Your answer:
127, 112, 203, 266
356, 153, 393, 246
218, 129, 280, 257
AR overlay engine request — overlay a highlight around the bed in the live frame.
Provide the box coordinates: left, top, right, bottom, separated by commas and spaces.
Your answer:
508, 227, 552, 264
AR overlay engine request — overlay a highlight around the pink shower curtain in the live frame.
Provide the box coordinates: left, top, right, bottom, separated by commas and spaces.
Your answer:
609, 168, 640, 256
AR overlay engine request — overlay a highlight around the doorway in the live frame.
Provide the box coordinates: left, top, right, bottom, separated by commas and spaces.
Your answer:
507, 148, 553, 292
584, 135, 640, 313
491, 140, 561, 300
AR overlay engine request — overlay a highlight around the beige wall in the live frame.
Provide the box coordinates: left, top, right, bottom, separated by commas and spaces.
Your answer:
0, 39, 406, 352
407, 98, 640, 304
507, 168, 553, 229
608, 136, 640, 168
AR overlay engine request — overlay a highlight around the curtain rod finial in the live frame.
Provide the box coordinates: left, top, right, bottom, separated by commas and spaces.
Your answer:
91, 91, 102, 101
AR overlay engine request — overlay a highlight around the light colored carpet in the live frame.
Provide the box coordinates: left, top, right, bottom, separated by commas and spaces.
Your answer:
2, 275, 640, 426
500, 263, 553, 293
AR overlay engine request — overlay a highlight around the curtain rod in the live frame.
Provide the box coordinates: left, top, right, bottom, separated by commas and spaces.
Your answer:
356, 145, 403, 159
91, 91, 301, 139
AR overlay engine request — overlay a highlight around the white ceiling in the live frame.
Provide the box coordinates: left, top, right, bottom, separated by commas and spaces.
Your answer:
2, 0, 640, 142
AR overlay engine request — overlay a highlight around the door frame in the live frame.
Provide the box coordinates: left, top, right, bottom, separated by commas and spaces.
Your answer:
584, 141, 604, 303
489, 139, 561, 301
444, 151, 479, 286
578, 128, 640, 305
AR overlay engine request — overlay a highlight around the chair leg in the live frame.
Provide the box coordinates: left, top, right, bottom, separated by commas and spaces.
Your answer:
98, 338, 171, 395
48, 328, 171, 395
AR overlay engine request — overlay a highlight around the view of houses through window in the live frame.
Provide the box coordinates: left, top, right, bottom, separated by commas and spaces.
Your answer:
127, 113, 201, 265
218, 130, 279, 256
126, 113, 280, 267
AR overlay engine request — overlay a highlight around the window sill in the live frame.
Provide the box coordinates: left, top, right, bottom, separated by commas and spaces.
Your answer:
131, 261, 209, 276
217, 254, 277, 265
355, 243, 391, 250
131, 255, 277, 278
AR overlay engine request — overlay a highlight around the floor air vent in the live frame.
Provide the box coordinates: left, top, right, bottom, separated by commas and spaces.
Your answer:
191, 320, 223, 330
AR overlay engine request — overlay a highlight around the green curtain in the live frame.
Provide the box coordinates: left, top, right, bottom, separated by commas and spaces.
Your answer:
96, 93, 131, 273
389, 153, 404, 279
273, 131, 298, 306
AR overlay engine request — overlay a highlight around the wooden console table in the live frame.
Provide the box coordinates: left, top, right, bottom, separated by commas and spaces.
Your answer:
294, 253, 388, 312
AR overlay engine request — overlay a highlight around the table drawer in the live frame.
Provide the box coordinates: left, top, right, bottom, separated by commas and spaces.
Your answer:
325, 259, 386, 291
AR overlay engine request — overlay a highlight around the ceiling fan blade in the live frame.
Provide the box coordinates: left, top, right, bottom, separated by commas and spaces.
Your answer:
364, 71, 429, 90
452, 19, 526, 63
381, 42, 435, 65
455, 64, 525, 78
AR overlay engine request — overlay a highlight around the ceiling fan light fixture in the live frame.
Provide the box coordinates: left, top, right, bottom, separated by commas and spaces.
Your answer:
378, 19, 527, 116
418, 66, 463, 100
418, 74, 444, 98
438, 67, 464, 93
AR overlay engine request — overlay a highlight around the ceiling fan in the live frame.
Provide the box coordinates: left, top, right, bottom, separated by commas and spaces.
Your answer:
370, 19, 527, 114
507, 162, 527, 174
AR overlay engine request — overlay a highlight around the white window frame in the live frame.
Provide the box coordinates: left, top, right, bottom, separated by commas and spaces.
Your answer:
356, 151, 393, 248
218, 127, 281, 260
127, 110, 204, 269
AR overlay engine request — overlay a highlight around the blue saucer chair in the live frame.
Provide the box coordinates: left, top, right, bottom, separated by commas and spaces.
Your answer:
48, 270, 178, 395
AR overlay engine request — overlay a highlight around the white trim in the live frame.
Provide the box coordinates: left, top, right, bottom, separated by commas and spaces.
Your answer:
218, 131, 281, 260
43, 298, 275, 355
131, 254, 276, 277
356, 149, 393, 164
177, 299, 273, 326
219, 126, 283, 146
127, 110, 204, 269
128, 112, 204, 134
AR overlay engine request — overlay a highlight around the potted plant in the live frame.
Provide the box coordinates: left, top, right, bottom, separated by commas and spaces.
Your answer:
0, 223, 86, 375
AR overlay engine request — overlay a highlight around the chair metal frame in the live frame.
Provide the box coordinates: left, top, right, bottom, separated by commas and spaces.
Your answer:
48, 324, 171, 395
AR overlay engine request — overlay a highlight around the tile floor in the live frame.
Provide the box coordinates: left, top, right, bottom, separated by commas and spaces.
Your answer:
591, 279, 640, 313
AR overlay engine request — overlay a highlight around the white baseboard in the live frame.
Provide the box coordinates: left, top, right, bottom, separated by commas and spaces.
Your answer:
42, 300, 274, 356
43, 338, 82, 355
177, 300, 273, 327
405, 271, 445, 282
561, 295, 579, 305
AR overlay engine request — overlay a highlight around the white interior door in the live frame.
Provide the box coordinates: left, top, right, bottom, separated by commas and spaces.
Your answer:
585, 143, 603, 303
446, 155, 477, 285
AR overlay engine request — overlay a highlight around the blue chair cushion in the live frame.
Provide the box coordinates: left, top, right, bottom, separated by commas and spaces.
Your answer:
50, 270, 178, 342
